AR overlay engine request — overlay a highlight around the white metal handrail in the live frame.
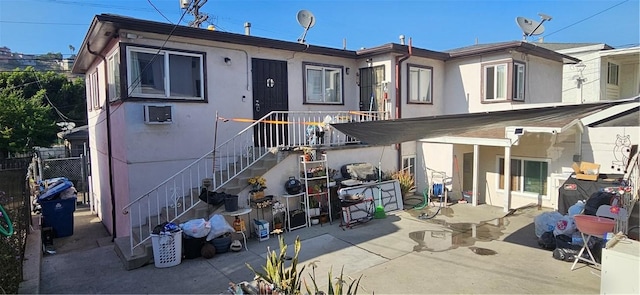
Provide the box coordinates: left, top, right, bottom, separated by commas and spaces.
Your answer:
121, 110, 388, 254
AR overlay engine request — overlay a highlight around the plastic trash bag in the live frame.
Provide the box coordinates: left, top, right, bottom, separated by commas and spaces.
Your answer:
206, 214, 234, 241
180, 218, 211, 238
534, 211, 563, 238
553, 215, 577, 236
567, 200, 585, 216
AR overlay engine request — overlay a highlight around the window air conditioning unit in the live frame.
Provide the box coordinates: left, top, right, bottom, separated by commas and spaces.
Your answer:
143, 105, 173, 124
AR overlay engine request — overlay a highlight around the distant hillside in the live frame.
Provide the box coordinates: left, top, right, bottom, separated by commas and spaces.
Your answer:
0, 51, 77, 75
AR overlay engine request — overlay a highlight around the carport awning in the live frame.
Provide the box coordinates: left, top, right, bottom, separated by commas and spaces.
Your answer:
332, 100, 637, 146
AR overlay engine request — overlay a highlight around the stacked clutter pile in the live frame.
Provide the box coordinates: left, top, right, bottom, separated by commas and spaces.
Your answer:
534, 196, 618, 263
33, 177, 77, 251
178, 214, 240, 262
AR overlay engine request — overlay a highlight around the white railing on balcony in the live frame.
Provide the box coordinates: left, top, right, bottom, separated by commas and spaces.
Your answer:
121, 110, 388, 254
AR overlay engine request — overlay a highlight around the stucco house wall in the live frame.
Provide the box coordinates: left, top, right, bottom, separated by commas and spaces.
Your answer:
582, 126, 639, 174
443, 52, 564, 115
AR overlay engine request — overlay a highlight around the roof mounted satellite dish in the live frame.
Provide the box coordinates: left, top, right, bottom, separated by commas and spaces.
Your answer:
516, 12, 552, 41
297, 9, 315, 44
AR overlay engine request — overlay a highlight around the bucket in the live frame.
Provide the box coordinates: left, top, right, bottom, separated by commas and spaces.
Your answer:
224, 195, 238, 212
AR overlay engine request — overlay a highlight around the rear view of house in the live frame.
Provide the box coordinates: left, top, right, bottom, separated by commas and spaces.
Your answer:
71, 14, 637, 268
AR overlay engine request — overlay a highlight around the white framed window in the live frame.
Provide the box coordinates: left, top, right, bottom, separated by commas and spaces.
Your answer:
498, 157, 548, 196
126, 46, 204, 100
408, 65, 433, 104
607, 62, 619, 85
484, 63, 507, 100
482, 60, 526, 102
303, 63, 343, 104
107, 51, 120, 101
402, 155, 417, 192
512, 62, 525, 101
402, 155, 416, 176
87, 70, 99, 111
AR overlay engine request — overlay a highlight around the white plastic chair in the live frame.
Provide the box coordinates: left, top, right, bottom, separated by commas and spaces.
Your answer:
596, 205, 629, 234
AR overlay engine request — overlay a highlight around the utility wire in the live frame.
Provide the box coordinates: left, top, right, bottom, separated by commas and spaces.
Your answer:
126, 2, 191, 97
83, 2, 192, 129
147, 0, 173, 24
31, 71, 80, 123
0, 20, 86, 26
543, 0, 631, 39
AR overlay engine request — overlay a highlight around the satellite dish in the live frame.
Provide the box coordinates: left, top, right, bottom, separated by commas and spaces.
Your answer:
297, 10, 316, 28
538, 13, 553, 21
516, 16, 545, 36
297, 9, 315, 44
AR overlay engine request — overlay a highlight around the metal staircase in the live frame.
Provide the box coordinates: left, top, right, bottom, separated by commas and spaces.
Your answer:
115, 110, 387, 269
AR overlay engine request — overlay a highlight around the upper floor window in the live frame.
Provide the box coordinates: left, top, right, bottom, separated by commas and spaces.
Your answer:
484, 64, 507, 100
498, 157, 548, 196
482, 60, 525, 102
512, 62, 525, 101
126, 46, 204, 100
607, 62, 619, 85
408, 65, 433, 104
107, 51, 120, 101
87, 70, 99, 111
303, 63, 343, 104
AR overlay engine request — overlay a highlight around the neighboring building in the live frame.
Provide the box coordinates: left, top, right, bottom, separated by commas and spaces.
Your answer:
537, 43, 640, 103
71, 14, 636, 260
61, 125, 89, 157
0, 46, 11, 63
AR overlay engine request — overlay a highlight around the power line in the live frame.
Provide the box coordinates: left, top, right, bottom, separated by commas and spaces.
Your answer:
33, 0, 165, 12
127, 6, 190, 97
31, 71, 81, 123
543, 0, 631, 39
147, 0, 173, 24
0, 20, 86, 26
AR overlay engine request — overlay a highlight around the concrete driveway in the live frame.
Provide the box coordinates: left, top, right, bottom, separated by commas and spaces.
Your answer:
33, 202, 601, 294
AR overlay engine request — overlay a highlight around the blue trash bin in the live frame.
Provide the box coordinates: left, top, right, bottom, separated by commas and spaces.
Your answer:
40, 197, 76, 238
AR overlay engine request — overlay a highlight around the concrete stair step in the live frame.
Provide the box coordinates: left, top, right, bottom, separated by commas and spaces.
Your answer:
116, 150, 285, 270
114, 236, 153, 270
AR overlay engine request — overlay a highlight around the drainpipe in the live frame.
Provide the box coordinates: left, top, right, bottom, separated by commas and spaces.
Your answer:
87, 42, 117, 241
394, 38, 412, 170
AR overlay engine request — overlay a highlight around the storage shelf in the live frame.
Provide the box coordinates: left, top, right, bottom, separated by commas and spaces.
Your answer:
304, 176, 327, 181
299, 153, 332, 226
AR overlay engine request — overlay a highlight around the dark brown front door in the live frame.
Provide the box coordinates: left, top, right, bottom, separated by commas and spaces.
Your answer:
252, 58, 288, 147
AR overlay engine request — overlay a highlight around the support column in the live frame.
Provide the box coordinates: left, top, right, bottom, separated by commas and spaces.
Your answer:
504, 146, 511, 213
472, 144, 479, 207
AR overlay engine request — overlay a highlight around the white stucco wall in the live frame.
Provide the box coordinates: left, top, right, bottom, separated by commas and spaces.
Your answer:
419, 129, 581, 210
110, 35, 365, 197
559, 51, 601, 103
581, 126, 639, 174
443, 51, 564, 115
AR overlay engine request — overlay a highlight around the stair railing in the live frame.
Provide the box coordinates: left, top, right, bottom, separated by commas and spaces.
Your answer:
121, 110, 388, 254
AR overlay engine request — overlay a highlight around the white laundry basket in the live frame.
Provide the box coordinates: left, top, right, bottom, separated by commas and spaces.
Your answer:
151, 230, 182, 268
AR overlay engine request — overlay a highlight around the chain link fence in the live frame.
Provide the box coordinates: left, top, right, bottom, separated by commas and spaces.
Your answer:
38, 155, 90, 204
0, 157, 31, 294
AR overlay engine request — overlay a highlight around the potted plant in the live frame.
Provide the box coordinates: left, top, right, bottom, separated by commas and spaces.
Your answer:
307, 197, 320, 217
248, 176, 267, 200
272, 201, 285, 230
391, 170, 416, 201
273, 214, 283, 230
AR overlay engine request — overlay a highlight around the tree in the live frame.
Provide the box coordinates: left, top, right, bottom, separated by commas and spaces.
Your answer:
0, 90, 57, 158
0, 67, 86, 157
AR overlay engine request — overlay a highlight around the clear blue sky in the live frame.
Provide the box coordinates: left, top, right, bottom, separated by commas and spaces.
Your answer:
1, 0, 638, 56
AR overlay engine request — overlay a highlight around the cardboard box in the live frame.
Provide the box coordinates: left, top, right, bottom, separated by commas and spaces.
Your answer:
572, 162, 600, 181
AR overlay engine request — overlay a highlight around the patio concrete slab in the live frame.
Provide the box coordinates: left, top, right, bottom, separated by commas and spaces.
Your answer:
34, 202, 604, 294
